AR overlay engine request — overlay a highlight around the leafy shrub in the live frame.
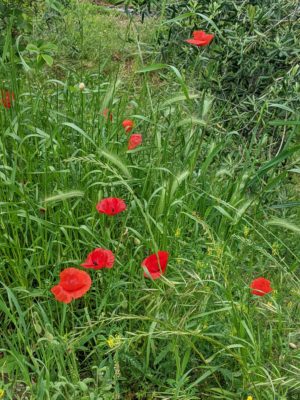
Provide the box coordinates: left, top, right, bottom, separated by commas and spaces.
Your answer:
154, 0, 300, 138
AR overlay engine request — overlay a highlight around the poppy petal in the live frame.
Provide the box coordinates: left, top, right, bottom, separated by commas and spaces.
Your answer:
122, 119, 134, 133
51, 268, 92, 303
142, 251, 169, 279
51, 284, 72, 303
103, 108, 113, 121
250, 277, 272, 296
193, 30, 206, 40
185, 30, 214, 47
81, 248, 115, 270
60, 268, 90, 291
1, 90, 15, 109
128, 134, 142, 150
96, 197, 127, 216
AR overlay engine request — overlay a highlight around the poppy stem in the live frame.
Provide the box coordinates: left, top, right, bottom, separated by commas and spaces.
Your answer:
60, 303, 67, 334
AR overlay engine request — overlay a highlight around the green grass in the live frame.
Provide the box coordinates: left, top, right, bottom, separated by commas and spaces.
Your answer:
0, 1, 300, 399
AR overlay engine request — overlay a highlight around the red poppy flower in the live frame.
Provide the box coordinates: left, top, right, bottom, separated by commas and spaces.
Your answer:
122, 119, 134, 133
142, 251, 169, 280
1, 90, 15, 109
250, 277, 273, 297
96, 197, 126, 216
81, 248, 115, 270
128, 134, 142, 150
185, 30, 214, 47
103, 108, 113, 121
51, 267, 92, 304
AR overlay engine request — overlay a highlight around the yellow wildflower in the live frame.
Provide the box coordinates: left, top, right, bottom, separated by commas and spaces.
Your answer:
243, 225, 250, 237
107, 334, 122, 349
107, 336, 114, 348
0, 389, 4, 399
175, 228, 181, 237
247, 396, 253, 400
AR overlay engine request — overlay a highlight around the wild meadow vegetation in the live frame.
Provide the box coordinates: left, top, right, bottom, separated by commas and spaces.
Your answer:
0, 0, 300, 399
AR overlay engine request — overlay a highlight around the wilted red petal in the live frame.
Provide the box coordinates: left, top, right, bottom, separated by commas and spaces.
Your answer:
103, 108, 113, 121
1, 90, 15, 109
142, 251, 169, 279
96, 197, 127, 216
128, 134, 142, 150
122, 119, 134, 133
250, 277, 272, 297
81, 248, 115, 270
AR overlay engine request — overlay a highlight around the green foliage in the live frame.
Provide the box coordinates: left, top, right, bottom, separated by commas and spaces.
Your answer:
154, 0, 300, 138
0, 0, 33, 50
25, 40, 58, 68
0, 1, 299, 399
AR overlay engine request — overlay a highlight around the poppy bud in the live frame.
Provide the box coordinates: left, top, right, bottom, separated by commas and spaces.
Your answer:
79, 82, 85, 91
134, 237, 141, 245
122, 119, 134, 133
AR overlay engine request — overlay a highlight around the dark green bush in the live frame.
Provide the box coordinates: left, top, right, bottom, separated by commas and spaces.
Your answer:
155, 0, 300, 138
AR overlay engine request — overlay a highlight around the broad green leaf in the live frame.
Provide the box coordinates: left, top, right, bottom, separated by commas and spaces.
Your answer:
42, 54, 54, 66
26, 43, 39, 52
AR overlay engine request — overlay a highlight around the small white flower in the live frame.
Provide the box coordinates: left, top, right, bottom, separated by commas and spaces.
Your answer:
79, 82, 85, 91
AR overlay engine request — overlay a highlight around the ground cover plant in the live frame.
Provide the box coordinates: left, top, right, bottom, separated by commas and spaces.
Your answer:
0, 0, 300, 399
